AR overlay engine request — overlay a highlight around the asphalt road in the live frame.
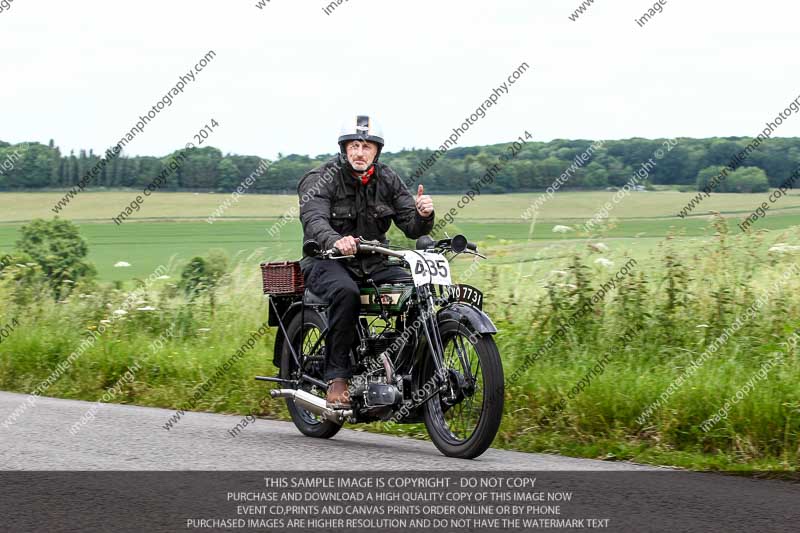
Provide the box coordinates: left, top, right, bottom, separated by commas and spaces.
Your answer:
0, 391, 648, 471
2, 391, 798, 533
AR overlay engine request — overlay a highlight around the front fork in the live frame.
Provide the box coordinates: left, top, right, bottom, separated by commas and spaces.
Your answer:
416, 285, 470, 406
418, 285, 446, 377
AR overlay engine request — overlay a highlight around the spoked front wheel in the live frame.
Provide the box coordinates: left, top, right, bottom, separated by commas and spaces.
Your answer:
421, 322, 504, 459
281, 310, 342, 439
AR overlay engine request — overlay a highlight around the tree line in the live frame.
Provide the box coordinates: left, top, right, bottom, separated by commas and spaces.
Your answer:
1, 136, 797, 193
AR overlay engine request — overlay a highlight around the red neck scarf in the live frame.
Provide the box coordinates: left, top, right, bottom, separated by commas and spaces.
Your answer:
351, 165, 375, 186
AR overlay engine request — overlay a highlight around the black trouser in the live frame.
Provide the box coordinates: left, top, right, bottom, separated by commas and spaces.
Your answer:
300, 258, 410, 382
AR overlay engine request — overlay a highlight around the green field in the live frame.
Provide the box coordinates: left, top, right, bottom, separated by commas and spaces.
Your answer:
3, 190, 800, 281
2, 190, 800, 474
6, 189, 800, 222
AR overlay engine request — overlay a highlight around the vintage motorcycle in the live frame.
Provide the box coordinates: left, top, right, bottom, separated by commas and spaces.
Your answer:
257, 234, 504, 459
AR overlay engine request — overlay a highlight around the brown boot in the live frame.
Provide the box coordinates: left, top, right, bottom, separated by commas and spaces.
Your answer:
326, 378, 351, 409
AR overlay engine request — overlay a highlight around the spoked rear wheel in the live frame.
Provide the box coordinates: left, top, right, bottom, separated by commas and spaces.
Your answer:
281, 310, 342, 439
421, 322, 504, 459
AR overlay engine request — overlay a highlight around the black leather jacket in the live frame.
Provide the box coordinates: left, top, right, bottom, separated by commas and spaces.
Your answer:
297, 155, 435, 276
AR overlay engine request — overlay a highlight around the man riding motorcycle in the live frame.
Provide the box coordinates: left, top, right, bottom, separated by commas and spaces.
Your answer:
297, 115, 435, 409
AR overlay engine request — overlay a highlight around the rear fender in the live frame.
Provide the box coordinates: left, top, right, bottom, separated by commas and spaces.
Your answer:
271, 299, 328, 368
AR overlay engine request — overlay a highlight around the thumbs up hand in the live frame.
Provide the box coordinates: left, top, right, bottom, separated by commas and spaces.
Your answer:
415, 184, 434, 217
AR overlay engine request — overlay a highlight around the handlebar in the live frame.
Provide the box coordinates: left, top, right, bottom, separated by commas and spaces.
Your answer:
322, 242, 405, 259
309, 234, 481, 260
423, 235, 477, 253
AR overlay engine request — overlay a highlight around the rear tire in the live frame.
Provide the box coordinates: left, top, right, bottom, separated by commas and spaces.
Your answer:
281, 310, 342, 439
421, 322, 504, 459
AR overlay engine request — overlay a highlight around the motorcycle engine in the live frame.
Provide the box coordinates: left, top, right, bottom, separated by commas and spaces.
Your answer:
356, 330, 403, 371
351, 330, 405, 413
364, 331, 400, 360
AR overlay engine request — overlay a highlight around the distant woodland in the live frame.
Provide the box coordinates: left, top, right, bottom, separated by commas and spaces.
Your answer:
1, 136, 797, 193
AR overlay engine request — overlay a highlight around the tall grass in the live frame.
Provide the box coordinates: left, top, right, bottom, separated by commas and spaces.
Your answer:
1, 217, 799, 471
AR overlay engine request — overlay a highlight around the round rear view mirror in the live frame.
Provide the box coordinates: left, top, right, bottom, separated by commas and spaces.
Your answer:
451, 234, 468, 253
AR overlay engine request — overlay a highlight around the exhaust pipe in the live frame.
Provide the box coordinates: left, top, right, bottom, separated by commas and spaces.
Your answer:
270, 389, 352, 424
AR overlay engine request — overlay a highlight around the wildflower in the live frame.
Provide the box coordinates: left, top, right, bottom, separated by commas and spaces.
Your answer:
588, 242, 609, 253
113, 309, 128, 316
595, 257, 614, 268
769, 243, 800, 254
136, 306, 157, 312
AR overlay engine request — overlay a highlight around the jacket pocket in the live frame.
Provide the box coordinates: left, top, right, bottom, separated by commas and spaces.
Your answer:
331, 205, 356, 219
330, 203, 356, 236
371, 203, 396, 234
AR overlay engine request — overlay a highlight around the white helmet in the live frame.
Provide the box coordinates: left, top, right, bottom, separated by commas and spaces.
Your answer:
338, 115, 384, 162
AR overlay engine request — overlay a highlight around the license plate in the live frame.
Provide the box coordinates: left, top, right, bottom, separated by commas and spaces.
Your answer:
446, 284, 483, 309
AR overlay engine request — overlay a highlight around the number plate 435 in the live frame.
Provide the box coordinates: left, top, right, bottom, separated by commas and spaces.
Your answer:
401, 251, 452, 287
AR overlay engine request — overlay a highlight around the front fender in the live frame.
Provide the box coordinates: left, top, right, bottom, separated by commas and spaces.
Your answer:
413, 303, 497, 391
437, 302, 497, 335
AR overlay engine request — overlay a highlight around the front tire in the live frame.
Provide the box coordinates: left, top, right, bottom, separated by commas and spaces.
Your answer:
281, 309, 342, 439
421, 322, 504, 459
